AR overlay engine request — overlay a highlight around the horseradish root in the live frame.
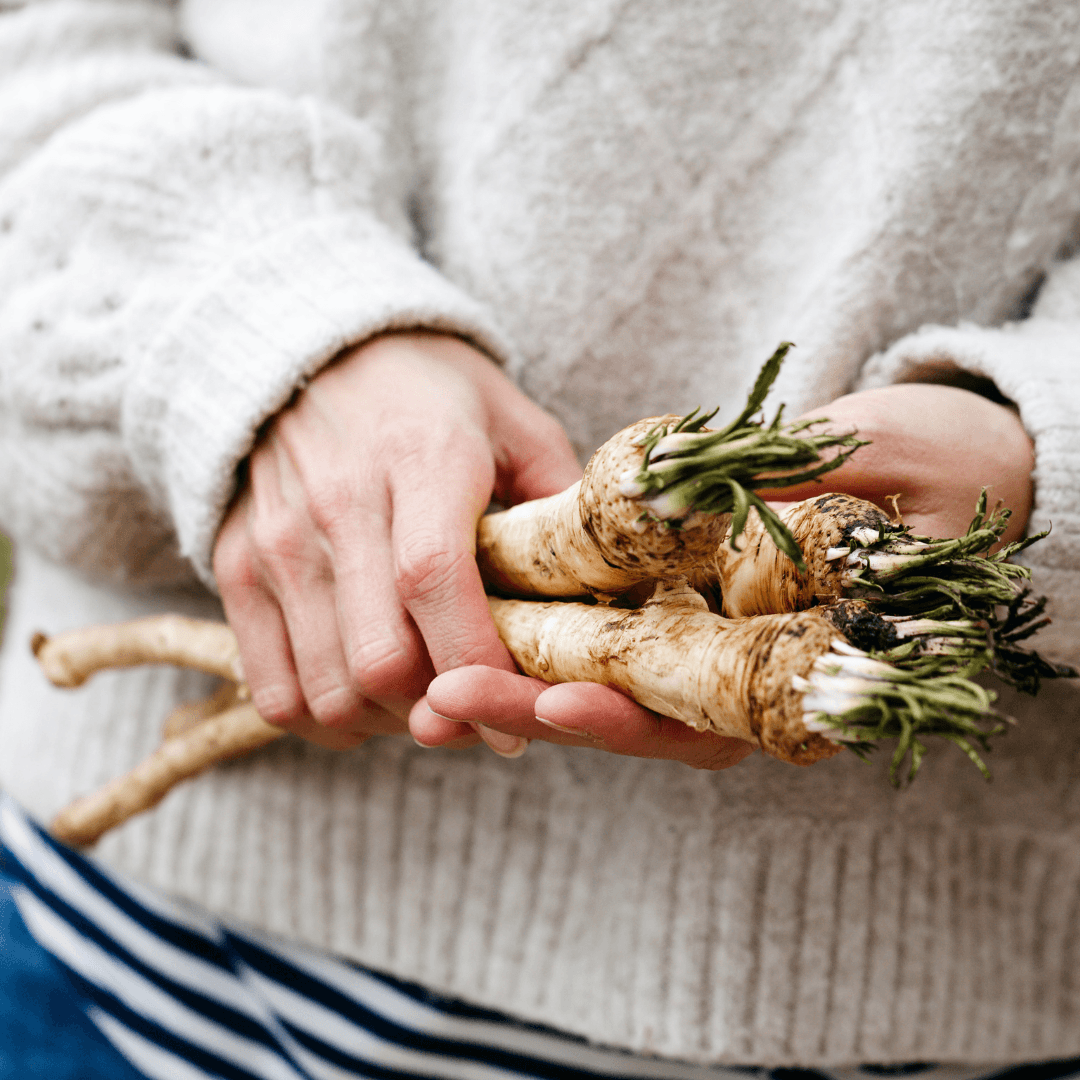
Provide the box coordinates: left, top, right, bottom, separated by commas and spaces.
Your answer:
50, 702, 282, 847
478, 344, 862, 598
162, 681, 248, 740
488, 579, 1001, 778
32, 615, 243, 687
33, 616, 282, 844
701, 491, 1076, 694
704, 492, 893, 618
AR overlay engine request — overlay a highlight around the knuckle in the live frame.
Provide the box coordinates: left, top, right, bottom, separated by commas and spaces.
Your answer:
304, 479, 353, 537
249, 510, 307, 568
394, 541, 472, 608
306, 683, 364, 729
251, 682, 307, 729
532, 409, 574, 451
212, 537, 260, 594
346, 637, 419, 699
452, 635, 504, 670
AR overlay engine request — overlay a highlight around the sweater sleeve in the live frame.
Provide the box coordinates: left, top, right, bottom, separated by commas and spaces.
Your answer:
0, 0, 516, 588
857, 266, 1080, 666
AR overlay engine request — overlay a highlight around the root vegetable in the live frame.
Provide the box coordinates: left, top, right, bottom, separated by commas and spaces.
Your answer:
32, 620, 283, 844
488, 579, 1001, 779
162, 681, 247, 740
31, 615, 243, 687
478, 416, 728, 597
478, 344, 863, 598
699, 492, 892, 618
50, 702, 282, 847
699, 491, 1077, 694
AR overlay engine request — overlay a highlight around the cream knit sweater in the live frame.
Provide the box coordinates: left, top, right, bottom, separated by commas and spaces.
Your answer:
3, 0, 1080, 1065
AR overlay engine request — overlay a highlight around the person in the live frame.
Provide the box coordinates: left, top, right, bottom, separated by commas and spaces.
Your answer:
1, 0, 1080, 1074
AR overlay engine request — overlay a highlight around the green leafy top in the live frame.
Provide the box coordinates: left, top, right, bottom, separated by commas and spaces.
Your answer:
626, 343, 865, 570
823, 661, 1003, 786
797, 631, 1004, 786
841, 491, 1076, 694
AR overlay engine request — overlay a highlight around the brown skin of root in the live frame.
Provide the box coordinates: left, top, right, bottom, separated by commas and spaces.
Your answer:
51, 702, 283, 847
161, 681, 249, 740
712, 493, 893, 618
822, 599, 902, 654
34, 616, 275, 844
478, 417, 730, 598
579, 417, 731, 577
477, 484, 643, 597
488, 581, 842, 766
33, 615, 244, 687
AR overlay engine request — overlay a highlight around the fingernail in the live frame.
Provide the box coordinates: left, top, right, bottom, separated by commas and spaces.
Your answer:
427, 705, 470, 724
475, 723, 528, 759
536, 716, 593, 739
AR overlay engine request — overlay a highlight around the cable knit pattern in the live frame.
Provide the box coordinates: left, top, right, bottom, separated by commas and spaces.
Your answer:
5, 0, 1080, 1065
0, 2, 514, 586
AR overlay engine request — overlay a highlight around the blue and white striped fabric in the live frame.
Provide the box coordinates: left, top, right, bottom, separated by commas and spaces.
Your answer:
3, 793, 1080, 1080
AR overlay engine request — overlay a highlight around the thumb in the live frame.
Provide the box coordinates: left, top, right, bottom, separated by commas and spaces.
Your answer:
493, 406, 583, 505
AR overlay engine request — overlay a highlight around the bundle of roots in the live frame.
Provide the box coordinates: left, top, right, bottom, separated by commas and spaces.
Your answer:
32, 346, 1071, 845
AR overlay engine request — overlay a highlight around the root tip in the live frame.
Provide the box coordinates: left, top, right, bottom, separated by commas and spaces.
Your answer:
49, 815, 100, 848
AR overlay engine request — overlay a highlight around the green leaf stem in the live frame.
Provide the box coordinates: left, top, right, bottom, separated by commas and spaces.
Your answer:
838, 494, 1076, 694
629, 343, 866, 570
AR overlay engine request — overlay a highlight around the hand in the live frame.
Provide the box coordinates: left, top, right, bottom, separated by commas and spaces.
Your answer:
212, 331, 582, 750
414, 666, 757, 770
768, 382, 1035, 543
413, 382, 1034, 769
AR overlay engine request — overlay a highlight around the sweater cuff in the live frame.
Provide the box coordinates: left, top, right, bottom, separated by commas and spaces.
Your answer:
858, 319, 1080, 665
123, 213, 518, 587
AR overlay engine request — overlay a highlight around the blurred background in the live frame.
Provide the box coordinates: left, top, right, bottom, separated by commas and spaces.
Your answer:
0, 535, 10, 639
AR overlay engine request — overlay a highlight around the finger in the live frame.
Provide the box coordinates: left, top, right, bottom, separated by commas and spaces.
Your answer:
325, 503, 434, 718
216, 548, 307, 731
412, 705, 530, 759
534, 683, 756, 771
277, 569, 387, 731
409, 696, 479, 746
424, 665, 548, 722
491, 401, 583, 503
422, 666, 590, 757
409, 699, 487, 751
390, 450, 517, 676
410, 692, 525, 757
213, 480, 310, 733
276, 421, 435, 718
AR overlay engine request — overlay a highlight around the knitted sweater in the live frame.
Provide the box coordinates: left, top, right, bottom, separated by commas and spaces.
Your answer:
3, 0, 1080, 1065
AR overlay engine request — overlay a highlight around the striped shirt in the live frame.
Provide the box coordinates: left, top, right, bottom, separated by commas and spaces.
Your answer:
2, 794, 1078, 1080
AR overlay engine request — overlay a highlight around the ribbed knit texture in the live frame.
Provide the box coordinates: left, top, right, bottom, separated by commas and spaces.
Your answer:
5, 0, 1080, 1066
